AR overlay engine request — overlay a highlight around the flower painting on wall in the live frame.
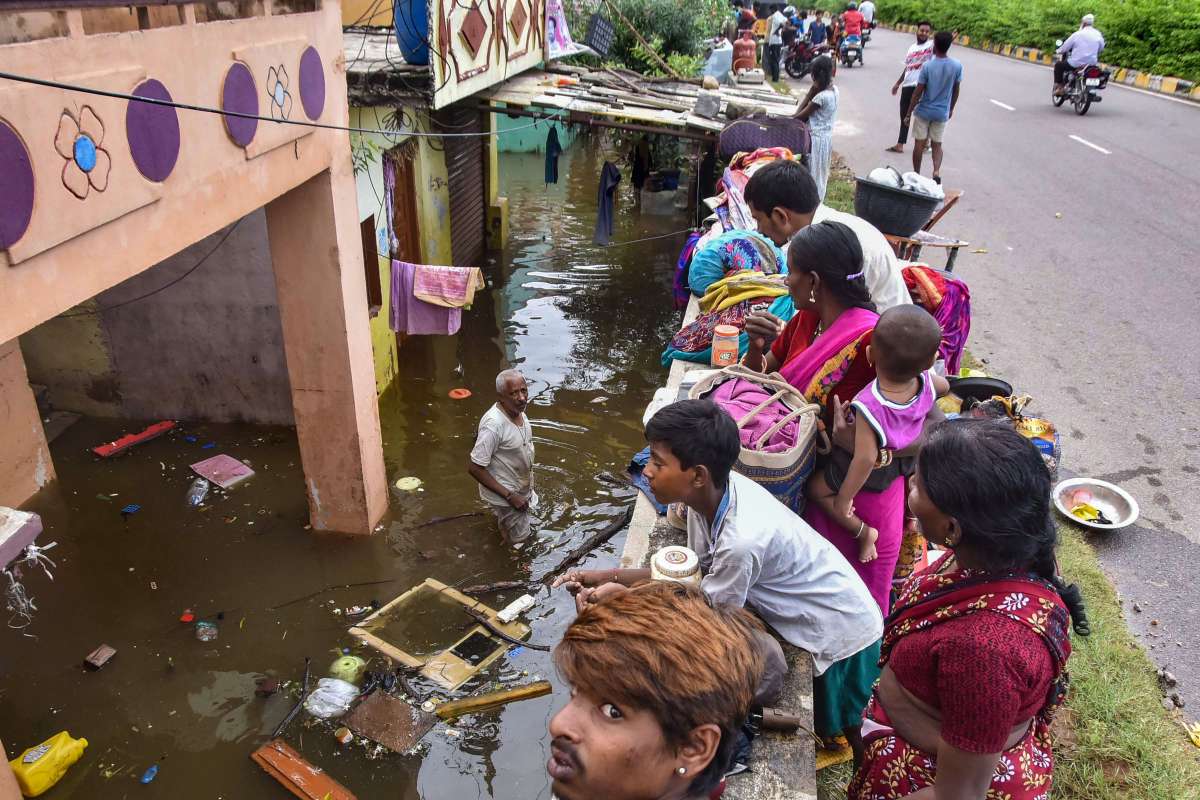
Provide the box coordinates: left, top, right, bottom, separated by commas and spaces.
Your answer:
266, 65, 293, 120
55, 106, 111, 199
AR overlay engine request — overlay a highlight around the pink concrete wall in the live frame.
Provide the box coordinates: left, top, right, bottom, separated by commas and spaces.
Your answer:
0, 340, 53, 508
0, 4, 348, 342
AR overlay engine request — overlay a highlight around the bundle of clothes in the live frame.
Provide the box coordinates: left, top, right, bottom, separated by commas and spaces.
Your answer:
866, 165, 945, 200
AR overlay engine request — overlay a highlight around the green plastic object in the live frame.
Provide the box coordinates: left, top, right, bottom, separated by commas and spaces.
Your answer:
328, 655, 367, 685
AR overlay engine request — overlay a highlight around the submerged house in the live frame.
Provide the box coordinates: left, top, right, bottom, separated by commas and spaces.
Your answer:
0, 0, 548, 533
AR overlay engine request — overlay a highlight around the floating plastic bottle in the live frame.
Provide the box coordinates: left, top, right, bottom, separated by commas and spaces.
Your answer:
140, 763, 159, 784
8, 731, 88, 797
186, 477, 210, 508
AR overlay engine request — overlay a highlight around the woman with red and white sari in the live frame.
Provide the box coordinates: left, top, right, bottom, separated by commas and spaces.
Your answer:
849, 419, 1091, 800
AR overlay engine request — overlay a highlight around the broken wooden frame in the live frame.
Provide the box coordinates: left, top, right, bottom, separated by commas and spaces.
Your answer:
348, 577, 530, 691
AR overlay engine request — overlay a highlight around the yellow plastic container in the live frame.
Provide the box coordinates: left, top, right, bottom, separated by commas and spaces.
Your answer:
8, 731, 88, 797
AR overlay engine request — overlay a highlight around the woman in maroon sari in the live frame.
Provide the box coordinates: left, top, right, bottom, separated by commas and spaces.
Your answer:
849, 419, 1090, 799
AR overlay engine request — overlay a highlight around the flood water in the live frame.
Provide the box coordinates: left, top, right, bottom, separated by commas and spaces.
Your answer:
1, 142, 688, 798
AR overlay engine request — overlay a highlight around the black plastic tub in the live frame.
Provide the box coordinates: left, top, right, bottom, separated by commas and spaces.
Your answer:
853, 177, 940, 237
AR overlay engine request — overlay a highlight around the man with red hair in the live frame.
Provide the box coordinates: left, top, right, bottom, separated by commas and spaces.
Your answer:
548, 581, 764, 800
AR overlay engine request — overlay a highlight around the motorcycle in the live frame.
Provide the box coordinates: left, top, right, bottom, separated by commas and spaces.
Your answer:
1052, 40, 1109, 116
783, 39, 830, 79
839, 34, 863, 68
861, 23, 872, 46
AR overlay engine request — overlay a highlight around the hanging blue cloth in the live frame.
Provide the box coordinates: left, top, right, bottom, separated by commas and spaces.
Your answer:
593, 161, 621, 245
545, 126, 562, 184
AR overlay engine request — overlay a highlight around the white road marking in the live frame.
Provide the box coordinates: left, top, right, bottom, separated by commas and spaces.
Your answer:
1069, 134, 1112, 154
989, 99, 1015, 111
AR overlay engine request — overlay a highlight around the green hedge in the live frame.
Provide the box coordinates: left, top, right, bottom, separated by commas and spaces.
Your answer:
876, 0, 1200, 82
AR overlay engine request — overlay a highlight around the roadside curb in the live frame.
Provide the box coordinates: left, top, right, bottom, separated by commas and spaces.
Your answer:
886, 23, 1200, 104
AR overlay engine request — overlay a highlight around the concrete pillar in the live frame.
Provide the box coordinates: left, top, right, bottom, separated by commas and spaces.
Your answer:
265, 169, 388, 534
0, 339, 54, 507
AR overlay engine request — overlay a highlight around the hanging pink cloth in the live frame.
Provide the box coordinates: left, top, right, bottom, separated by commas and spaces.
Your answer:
390, 260, 462, 335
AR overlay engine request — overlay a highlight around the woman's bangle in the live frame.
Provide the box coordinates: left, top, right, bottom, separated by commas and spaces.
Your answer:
875, 449, 893, 468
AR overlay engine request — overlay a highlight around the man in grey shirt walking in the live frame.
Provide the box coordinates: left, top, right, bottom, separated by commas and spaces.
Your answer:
468, 369, 537, 544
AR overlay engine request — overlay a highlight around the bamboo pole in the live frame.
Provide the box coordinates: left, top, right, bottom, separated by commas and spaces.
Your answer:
433, 681, 553, 720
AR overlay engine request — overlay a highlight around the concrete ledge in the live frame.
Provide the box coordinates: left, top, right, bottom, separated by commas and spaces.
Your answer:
887, 23, 1199, 104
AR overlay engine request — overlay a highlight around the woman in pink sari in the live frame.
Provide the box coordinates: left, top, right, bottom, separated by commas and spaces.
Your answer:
743, 221, 912, 615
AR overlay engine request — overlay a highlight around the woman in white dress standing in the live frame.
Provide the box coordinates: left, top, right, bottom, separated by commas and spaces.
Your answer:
796, 55, 839, 201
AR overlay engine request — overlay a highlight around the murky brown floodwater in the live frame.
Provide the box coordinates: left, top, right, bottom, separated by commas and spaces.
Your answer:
2, 142, 688, 799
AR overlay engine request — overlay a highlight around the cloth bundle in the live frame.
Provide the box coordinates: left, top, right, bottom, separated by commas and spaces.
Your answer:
902, 265, 970, 373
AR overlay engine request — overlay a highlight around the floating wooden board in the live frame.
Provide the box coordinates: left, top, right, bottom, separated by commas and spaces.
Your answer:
249, 739, 357, 800
348, 578, 530, 691
342, 691, 437, 753
91, 420, 176, 458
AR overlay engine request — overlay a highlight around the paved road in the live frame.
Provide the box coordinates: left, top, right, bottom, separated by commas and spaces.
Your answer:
790, 29, 1200, 720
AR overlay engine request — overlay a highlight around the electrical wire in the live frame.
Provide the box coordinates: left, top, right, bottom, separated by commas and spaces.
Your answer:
0, 69, 570, 139
57, 219, 243, 317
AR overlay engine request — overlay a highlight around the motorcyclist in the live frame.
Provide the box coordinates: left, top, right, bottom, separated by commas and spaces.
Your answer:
841, 1, 865, 38
1054, 13, 1106, 96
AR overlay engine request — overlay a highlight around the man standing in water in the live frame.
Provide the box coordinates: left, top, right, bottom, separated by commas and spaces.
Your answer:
468, 369, 536, 545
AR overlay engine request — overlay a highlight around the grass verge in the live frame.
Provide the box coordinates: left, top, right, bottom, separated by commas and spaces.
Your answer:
825, 154, 856, 215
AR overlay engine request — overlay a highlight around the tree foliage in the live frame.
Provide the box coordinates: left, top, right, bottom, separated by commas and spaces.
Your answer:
869, 0, 1200, 82
563, 0, 727, 75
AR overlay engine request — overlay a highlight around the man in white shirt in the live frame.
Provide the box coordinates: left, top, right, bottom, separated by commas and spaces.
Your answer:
886, 20, 933, 153
744, 159, 911, 312
555, 400, 883, 762
766, 4, 788, 83
1055, 13, 1106, 96
859, 0, 875, 25
468, 369, 537, 544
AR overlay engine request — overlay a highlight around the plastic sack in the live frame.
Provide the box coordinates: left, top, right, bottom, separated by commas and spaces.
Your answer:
901, 171, 945, 199
868, 166, 901, 187
303, 678, 359, 720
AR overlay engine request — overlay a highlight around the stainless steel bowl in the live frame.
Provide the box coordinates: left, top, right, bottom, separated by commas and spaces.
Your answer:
1053, 477, 1139, 530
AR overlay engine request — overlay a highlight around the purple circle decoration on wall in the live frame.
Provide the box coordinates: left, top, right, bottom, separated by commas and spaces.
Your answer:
221, 62, 259, 147
298, 46, 326, 120
126, 79, 180, 183
0, 120, 35, 250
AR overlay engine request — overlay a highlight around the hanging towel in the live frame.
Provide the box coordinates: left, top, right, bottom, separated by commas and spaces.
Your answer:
593, 160, 622, 245
545, 126, 562, 184
390, 260, 462, 335
412, 265, 484, 308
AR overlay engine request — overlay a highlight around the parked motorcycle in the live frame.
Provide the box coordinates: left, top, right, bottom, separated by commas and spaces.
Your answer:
839, 34, 863, 67
784, 39, 829, 79
1052, 40, 1109, 115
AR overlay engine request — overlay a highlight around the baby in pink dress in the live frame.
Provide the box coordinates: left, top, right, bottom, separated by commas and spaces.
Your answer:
808, 305, 949, 562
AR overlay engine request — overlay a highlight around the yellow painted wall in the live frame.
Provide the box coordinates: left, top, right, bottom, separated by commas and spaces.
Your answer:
413, 134, 454, 266
342, 0, 393, 26
349, 105, 454, 392
350, 106, 403, 395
